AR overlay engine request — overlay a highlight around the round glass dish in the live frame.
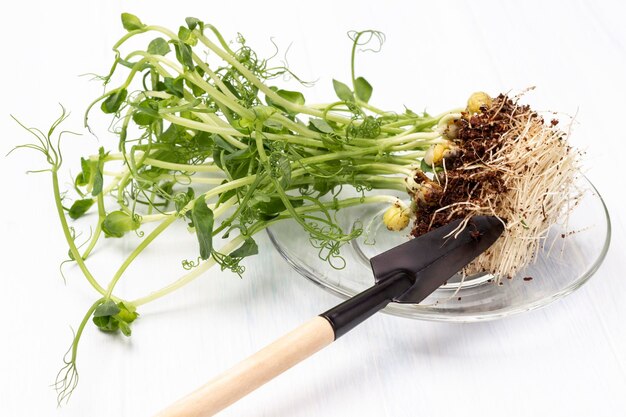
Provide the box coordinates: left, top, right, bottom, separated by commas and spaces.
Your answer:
267, 176, 611, 321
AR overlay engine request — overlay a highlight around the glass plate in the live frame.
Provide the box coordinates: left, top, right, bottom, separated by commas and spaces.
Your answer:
267, 176, 611, 322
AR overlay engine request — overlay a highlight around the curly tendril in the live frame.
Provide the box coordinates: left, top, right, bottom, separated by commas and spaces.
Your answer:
347, 30, 386, 53
212, 250, 246, 277
182, 257, 202, 270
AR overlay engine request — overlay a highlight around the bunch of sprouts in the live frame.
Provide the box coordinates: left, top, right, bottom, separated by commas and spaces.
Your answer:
13, 13, 579, 403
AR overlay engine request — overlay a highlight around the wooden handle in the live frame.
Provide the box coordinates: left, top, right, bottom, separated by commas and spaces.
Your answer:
155, 316, 335, 417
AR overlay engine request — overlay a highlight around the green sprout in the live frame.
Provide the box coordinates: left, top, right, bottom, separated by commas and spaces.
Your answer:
13, 13, 463, 403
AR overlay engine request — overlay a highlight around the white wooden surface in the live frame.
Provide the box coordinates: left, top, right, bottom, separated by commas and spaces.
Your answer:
1, 1, 625, 416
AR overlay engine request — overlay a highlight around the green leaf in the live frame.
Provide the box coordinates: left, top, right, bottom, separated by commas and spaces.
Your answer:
192, 198, 214, 260
186, 74, 205, 97
314, 177, 334, 196
185, 17, 203, 31
223, 147, 254, 163
92, 301, 138, 336
263, 119, 284, 133
162, 77, 184, 98
309, 118, 334, 134
354, 76, 373, 103
420, 158, 442, 173
102, 211, 140, 238
216, 186, 237, 208
173, 41, 195, 70
178, 26, 191, 41
121, 13, 145, 31
230, 238, 259, 259
100, 89, 127, 114
116, 301, 138, 323
132, 112, 154, 127
174, 187, 195, 213
252, 105, 276, 123
255, 197, 303, 220
212, 150, 224, 170
132, 99, 159, 126
147, 37, 170, 56
191, 131, 213, 153
93, 315, 119, 332
213, 134, 237, 152
118, 321, 132, 336
332, 79, 354, 102
159, 122, 185, 143
265, 87, 305, 115
223, 80, 241, 99
275, 89, 305, 106
253, 194, 271, 203
74, 157, 92, 187
94, 300, 121, 317
92, 148, 105, 196
68, 199, 94, 220
178, 26, 197, 46
161, 181, 175, 197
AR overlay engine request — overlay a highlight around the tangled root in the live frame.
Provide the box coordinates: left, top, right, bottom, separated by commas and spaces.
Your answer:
409, 93, 580, 280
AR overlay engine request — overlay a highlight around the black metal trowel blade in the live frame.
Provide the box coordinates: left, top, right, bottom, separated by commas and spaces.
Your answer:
369, 215, 504, 303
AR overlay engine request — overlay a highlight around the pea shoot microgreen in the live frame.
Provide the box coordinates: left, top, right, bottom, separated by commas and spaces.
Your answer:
13, 13, 461, 404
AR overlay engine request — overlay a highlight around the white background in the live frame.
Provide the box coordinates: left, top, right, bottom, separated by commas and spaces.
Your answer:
2, 1, 626, 416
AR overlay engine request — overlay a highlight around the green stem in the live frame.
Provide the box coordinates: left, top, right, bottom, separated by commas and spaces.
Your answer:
104, 214, 178, 298
79, 194, 105, 260
130, 50, 254, 121
263, 132, 326, 148
69, 298, 104, 361
84, 56, 152, 127
106, 152, 223, 173
199, 174, 258, 204
131, 234, 246, 306
297, 147, 381, 166
162, 114, 244, 137
145, 157, 222, 173
131, 193, 397, 307
349, 31, 392, 117
52, 171, 108, 297
79, 223, 101, 260
193, 31, 404, 133
357, 100, 390, 116
356, 163, 412, 175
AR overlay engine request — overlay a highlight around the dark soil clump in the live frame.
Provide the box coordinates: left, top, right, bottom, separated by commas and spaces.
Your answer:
411, 95, 524, 237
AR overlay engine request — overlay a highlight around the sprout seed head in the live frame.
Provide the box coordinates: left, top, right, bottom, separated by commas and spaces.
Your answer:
423, 142, 459, 166
444, 121, 459, 139
383, 201, 411, 231
467, 91, 493, 114
424, 143, 446, 166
